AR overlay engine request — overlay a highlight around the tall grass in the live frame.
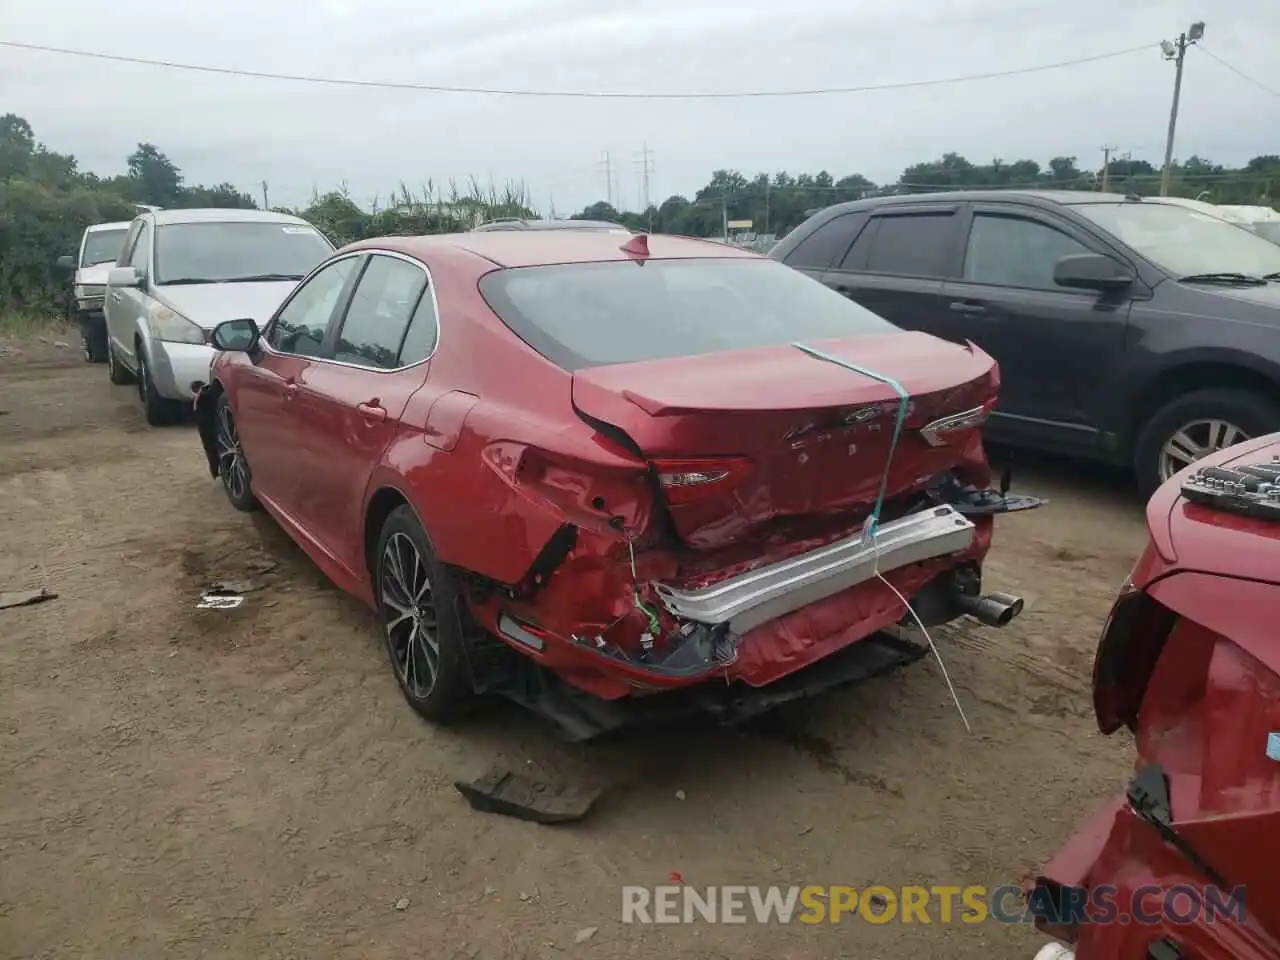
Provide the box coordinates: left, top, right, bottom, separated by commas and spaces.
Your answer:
0, 308, 73, 339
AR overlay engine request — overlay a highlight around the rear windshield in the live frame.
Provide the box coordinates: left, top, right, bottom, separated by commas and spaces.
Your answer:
478, 257, 898, 370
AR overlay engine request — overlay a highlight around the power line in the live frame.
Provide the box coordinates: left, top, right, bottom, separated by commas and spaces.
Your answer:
1195, 45, 1280, 98
0, 39, 1157, 100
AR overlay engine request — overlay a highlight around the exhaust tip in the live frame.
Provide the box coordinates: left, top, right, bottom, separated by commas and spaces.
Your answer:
955, 591, 1025, 628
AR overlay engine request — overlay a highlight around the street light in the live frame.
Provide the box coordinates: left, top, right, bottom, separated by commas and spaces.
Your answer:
1160, 20, 1205, 197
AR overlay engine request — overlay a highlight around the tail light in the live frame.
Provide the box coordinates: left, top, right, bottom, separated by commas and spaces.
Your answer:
1093, 582, 1178, 734
918, 399, 995, 447
650, 457, 753, 505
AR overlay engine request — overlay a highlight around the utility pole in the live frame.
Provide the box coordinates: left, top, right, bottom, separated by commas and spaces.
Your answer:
721, 195, 728, 242
261, 180, 269, 210
634, 142, 654, 229
764, 180, 771, 235
1159, 21, 1205, 197
1100, 145, 1117, 193
597, 152, 615, 207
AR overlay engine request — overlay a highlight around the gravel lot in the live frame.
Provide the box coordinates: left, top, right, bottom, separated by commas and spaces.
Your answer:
0, 334, 1147, 960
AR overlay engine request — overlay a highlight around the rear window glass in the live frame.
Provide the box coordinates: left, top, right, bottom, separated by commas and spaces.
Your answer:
478, 257, 898, 370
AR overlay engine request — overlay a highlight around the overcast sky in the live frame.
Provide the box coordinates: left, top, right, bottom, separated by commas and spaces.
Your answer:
1, 0, 1276, 214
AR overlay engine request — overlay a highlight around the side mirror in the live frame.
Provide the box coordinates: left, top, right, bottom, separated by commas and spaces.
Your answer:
107, 266, 143, 288
1054, 253, 1134, 292
56, 255, 76, 272
210, 318, 260, 352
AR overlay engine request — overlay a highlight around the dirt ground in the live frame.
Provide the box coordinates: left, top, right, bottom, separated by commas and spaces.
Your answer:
0, 333, 1149, 960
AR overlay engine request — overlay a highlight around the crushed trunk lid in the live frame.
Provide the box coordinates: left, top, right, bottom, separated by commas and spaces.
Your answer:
571, 331, 999, 549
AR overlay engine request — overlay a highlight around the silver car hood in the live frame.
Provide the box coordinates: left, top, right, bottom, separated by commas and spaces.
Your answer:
154, 280, 298, 331
76, 263, 115, 285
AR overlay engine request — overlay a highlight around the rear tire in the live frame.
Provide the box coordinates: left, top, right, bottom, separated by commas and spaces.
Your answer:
375, 505, 473, 723
81, 317, 107, 364
136, 344, 184, 427
1133, 388, 1280, 498
213, 392, 258, 512
107, 336, 133, 385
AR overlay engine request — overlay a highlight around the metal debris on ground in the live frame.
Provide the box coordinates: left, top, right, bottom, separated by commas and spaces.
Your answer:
196, 572, 276, 610
206, 576, 269, 595
0, 588, 58, 611
196, 590, 246, 610
394, 897, 410, 911
574, 927, 598, 944
454, 766, 602, 824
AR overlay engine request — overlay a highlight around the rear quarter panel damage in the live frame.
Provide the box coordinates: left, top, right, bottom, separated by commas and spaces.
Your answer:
377, 385, 653, 589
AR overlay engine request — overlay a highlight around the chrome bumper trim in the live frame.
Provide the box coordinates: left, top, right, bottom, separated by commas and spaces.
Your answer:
653, 505, 975, 634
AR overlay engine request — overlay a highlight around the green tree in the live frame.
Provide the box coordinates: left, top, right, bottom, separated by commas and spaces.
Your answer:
127, 143, 183, 206
181, 182, 257, 209
0, 114, 35, 180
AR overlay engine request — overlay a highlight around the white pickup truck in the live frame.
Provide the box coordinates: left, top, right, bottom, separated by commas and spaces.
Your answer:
57, 221, 132, 362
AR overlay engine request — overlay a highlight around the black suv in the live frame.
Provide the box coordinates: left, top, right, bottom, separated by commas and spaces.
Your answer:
769, 190, 1280, 495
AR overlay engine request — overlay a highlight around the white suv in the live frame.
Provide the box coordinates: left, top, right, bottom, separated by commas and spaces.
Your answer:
104, 208, 334, 425
57, 221, 132, 362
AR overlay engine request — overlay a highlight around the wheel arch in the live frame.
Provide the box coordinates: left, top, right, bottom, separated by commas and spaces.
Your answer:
194, 379, 226, 479
1127, 359, 1280, 449
363, 485, 414, 587
129, 320, 154, 369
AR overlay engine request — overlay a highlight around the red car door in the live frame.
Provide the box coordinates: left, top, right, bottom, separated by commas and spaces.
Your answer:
287, 252, 434, 578
235, 254, 363, 512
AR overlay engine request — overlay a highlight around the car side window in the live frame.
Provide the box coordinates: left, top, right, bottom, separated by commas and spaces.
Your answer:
397, 281, 439, 366
117, 222, 142, 267
963, 214, 1093, 291
837, 218, 879, 270
862, 212, 955, 278
130, 223, 151, 274
268, 257, 359, 357
782, 213, 864, 271
332, 255, 428, 370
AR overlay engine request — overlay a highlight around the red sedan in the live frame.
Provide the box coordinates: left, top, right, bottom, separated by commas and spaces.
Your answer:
194, 229, 1038, 738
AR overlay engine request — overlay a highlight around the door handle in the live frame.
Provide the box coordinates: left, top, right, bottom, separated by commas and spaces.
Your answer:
110, 292, 123, 303
949, 301, 987, 315
356, 400, 387, 422
283, 379, 299, 400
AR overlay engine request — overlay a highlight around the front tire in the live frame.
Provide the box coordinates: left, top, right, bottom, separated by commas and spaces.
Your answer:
136, 344, 184, 427
1133, 388, 1280, 498
376, 505, 473, 723
213, 393, 258, 512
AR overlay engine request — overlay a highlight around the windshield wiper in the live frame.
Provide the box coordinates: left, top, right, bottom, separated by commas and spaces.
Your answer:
1264, 271, 1280, 281
157, 277, 221, 286
1178, 272, 1268, 285
219, 273, 306, 283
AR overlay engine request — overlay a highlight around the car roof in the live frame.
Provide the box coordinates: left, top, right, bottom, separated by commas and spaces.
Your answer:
816, 189, 1139, 214
148, 208, 315, 227
344, 231, 755, 268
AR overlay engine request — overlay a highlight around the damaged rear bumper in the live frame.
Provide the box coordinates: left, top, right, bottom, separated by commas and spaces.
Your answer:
652, 505, 976, 633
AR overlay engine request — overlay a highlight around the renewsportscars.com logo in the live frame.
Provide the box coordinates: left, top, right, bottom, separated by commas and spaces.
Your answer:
621, 884, 1248, 926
